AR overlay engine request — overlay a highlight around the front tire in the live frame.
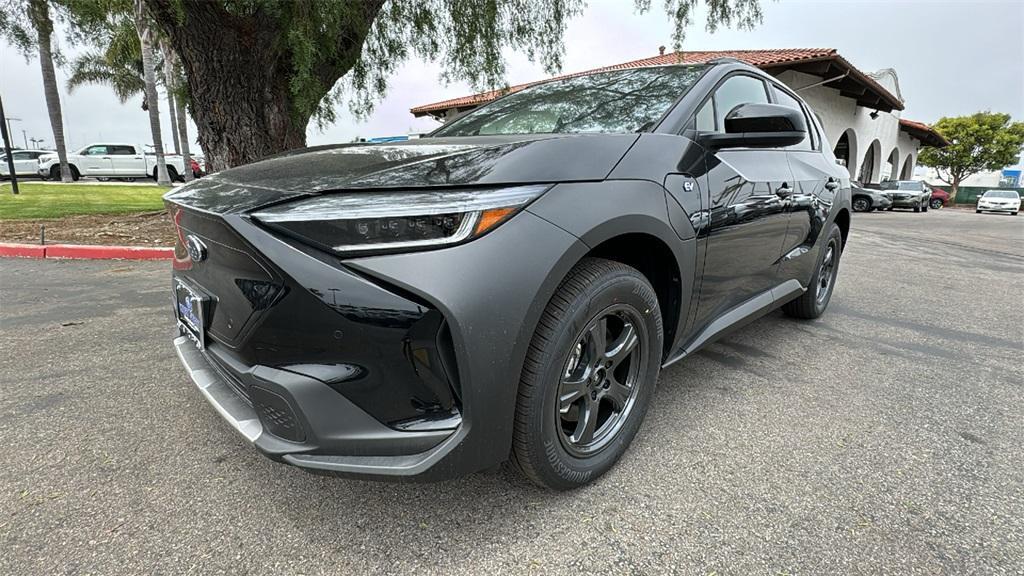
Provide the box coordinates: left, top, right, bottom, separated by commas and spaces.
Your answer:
930, 199, 943, 210
783, 223, 843, 320
512, 258, 663, 490
852, 197, 871, 212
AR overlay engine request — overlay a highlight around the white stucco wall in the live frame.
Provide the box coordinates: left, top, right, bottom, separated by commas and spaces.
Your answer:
774, 69, 918, 183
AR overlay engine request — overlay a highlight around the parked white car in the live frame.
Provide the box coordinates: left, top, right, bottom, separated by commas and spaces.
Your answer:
1, 149, 50, 178
37, 143, 187, 182
976, 189, 1021, 215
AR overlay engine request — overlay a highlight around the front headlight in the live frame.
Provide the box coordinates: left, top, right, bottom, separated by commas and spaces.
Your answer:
252, 185, 549, 255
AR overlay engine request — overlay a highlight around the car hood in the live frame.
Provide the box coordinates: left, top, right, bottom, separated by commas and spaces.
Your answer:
164, 134, 639, 214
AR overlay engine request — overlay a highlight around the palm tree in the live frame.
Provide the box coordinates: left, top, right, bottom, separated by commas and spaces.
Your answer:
133, 0, 169, 184
160, 39, 180, 155
67, 16, 144, 105
161, 41, 192, 181
25, 0, 72, 181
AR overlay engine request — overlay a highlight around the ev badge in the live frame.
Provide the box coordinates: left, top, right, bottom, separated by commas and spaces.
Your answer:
683, 181, 695, 192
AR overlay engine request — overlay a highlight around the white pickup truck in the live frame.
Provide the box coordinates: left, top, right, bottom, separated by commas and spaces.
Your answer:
38, 143, 187, 181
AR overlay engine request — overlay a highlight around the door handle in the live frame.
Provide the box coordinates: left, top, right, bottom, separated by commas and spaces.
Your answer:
825, 178, 839, 191
101, 156, 111, 159
776, 182, 794, 198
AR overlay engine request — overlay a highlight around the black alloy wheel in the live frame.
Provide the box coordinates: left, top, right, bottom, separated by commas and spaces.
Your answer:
852, 197, 870, 212
815, 240, 838, 306
930, 199, 943, 209
557, 305, 645, 457
512, 258, 662, 490
783, 222, 843, 319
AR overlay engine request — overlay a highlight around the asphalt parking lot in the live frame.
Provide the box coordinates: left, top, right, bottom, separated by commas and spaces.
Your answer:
1, 208, 1022, 575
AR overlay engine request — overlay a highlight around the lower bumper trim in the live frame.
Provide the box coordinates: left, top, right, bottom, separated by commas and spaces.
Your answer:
173, 336, 263, 442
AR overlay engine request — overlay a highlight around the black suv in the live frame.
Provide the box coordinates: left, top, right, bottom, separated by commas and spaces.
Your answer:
166, 60, 851, 489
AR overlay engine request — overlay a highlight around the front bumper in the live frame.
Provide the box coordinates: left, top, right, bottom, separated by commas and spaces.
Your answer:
173, 335, 461, 477
977, 204, 1019, 212
168, 204, 586, 481
889, 194, 922, 208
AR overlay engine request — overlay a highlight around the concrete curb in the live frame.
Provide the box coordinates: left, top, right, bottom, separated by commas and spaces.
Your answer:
0, 242, 173, 260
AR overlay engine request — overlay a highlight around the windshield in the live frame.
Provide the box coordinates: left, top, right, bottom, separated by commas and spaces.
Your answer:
983, 190, 1020, 199
433, 65, 707, 137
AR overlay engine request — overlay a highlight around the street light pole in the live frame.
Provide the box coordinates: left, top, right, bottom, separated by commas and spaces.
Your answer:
0, 94, 20, 194
4, 116, 20, 143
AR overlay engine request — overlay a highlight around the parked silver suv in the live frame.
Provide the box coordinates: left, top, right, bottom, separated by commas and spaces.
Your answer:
879, 180, 930, 212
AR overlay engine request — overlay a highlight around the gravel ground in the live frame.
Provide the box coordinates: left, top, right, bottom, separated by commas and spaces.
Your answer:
1, 209, 1021, 575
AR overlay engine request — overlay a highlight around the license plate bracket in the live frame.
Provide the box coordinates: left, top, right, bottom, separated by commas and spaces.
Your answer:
175, 279, 208, 349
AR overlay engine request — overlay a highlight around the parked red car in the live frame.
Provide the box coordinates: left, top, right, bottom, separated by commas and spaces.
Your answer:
928, 186, 950, 209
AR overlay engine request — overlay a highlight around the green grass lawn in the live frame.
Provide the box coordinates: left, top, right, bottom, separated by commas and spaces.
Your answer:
0, 182, 169, 219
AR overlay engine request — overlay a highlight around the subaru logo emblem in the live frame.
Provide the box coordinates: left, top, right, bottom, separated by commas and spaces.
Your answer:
185, 235, 208, 262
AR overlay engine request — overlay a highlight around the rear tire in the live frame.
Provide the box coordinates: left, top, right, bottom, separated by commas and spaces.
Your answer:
167, 166, 179, 182
930, 199, 943, 210
783, 223, 843, 320
512, 257, 663, 490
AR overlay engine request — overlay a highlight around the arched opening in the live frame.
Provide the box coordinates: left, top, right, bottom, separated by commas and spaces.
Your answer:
832, 129, 858, 179
900, 155, 914, 180
859, 139, 882, 184
886, 148, 900, 182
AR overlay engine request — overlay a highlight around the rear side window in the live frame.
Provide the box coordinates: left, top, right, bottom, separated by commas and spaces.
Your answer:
713, 75, 769, 130
110, 145, 136, 155
771, 85, 812, 150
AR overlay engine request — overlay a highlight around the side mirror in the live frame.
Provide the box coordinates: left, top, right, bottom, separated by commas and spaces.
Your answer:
699, 103, 808, 149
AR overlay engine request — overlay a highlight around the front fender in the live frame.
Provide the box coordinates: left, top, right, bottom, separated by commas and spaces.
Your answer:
526, 180, 697, 355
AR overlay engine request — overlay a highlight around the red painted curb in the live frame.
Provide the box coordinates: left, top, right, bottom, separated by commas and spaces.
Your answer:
0, 242, 173, 260
0, 243, 47, 258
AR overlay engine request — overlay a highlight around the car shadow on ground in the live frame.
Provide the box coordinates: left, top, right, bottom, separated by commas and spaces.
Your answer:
222, 310, 800, 554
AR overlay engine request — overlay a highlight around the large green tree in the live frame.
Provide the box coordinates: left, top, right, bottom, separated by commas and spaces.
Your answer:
143, 0, 763, 171
918, 112, 1024, 199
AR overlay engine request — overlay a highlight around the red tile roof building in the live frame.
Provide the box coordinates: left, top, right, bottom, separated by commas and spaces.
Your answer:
410, 48, 946, 184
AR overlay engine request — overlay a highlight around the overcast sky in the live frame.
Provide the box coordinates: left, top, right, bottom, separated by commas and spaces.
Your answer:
1, 0, 1021, 153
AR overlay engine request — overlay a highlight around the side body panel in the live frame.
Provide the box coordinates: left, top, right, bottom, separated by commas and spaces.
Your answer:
781, 148, 850, 284
690, 148, 794, 333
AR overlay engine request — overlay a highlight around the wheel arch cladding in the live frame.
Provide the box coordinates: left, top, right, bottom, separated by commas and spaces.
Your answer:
525, 180, 696, 361
586, 233, 681, 360
834, 208, 850, 247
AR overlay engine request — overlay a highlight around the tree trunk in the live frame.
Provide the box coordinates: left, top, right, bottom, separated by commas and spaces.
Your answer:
29, 0, 71, 182
950, 177, 961, 206
145, 0, 384, 171
167, 90, 180, 155
175, 92, 193, 181
167, 50, 193, 181
135, 1, 170, 185
162, 40, 181, 155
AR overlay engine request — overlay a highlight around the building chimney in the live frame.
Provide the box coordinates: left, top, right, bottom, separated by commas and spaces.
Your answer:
658, 45, 666, 56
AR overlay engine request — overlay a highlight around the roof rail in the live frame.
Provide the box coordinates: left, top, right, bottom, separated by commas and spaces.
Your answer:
706, 57, 749, 66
